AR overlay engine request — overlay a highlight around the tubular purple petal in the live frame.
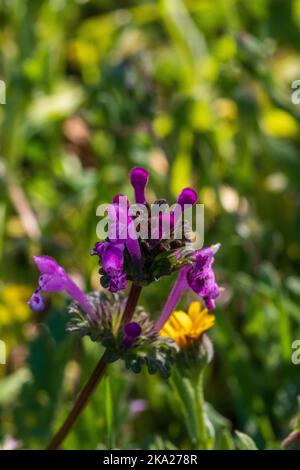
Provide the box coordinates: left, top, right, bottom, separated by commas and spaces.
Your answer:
112, 194, 130, 208
64, 281, 98, 322
129, 167, 149, 204
33, 255, 62, 274
108, 199, 142, 263
31, 255, 97, 323
177, 187, 198, 209
125, 236, 142, 264
155, 267, 189, 331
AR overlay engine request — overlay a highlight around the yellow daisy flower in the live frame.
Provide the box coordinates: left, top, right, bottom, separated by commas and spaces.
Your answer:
160, 302, 215, 349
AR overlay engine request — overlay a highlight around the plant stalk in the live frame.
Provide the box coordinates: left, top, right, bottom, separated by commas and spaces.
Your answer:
47, 283, 142, 450
194, 370, 208, 449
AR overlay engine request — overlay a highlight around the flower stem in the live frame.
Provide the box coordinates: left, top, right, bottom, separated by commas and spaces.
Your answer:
121, 284, 142, 325
47, 354, 107, 450
194, 371, 208, 450
46, 283, 142, 450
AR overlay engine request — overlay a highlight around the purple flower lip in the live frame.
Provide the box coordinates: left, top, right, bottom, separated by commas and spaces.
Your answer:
108, 273, 126, 293
28, 288, 46, 312
177, 188, 198, 209
129, 167, 149, 204
101, 245, 124, 277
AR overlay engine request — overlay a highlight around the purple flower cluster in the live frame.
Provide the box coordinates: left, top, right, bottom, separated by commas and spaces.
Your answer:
91, 168, 149, 292
91, 167, 199, 293
28, 165, 221, 348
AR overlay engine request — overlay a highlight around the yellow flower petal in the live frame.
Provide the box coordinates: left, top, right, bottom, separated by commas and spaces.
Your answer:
160, 322, 177, 338
192, 309, 210, 328
169, 311, 192, 334
188, 302, 201, 321
159, 303, 215, 349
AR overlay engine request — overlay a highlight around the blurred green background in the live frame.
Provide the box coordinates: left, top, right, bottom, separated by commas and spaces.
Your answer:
1, 0, 300, 450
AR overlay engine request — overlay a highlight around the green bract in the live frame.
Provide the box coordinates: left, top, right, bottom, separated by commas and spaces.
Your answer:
67, 292, 177, 378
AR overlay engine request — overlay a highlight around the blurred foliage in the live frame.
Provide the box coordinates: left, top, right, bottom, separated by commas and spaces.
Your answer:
1, 0, 300, 450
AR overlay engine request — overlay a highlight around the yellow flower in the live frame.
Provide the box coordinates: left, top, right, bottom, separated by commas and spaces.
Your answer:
160, 302, 215, 349
0, 284, 32, 326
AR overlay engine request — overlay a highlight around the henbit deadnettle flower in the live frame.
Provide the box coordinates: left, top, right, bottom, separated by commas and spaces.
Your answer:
155, 245, 221, 332
92, 242, 127, 293
91, 193, 143, 292
107, 196, 142, 263
28, 256, 97, 323
91, 167, 199, 293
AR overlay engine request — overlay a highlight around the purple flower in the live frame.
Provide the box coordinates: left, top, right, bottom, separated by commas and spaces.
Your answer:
155, 246, 221, 331
152, 212, 175, 240
29, 256, 97, 323
122, 322, 142, 348
92, 193, 143, 293
177, 187, 198, 209
130, 167, 149, 204
92, 240, 127, 293
187, 268, 220, 310
129, 399, 147, 417
107, 198, 142, 263
28, 288, 46, 312
90, 241, 110, 257
0, 436, 21, 450
194, 247, 215, 269
108, 273, 127, 293
101, 244, 124, 277
91, 168, 201, 294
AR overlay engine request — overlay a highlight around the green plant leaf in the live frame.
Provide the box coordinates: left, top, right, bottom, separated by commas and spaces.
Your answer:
235, 431, 258, 450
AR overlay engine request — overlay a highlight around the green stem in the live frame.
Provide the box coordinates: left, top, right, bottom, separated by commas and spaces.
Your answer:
194, 370, 208, 450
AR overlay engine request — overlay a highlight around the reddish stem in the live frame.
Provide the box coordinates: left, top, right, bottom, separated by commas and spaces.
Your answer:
47, 283, 142, 450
